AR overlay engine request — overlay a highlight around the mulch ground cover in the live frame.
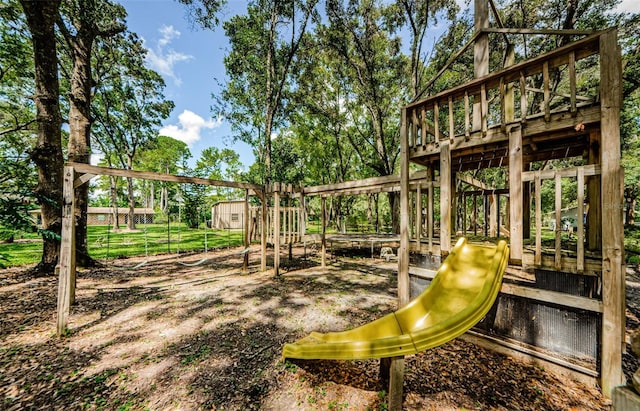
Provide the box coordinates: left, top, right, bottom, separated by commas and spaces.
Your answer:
0, 246, 628, 410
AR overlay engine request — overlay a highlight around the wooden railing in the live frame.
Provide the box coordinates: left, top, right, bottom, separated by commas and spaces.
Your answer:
522, 164, 601, 273
409, 180, 440, 252
404, 31, 604, 152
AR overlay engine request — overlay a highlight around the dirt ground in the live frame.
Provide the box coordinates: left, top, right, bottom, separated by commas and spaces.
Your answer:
0, 245, 634, 410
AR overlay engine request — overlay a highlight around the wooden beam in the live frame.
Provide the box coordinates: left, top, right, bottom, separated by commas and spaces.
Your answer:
73, 173, 95, 188
67, 162, 263, 191
522, 164, 600, 181
480, 27, 595, 36
409, 266, 603, 312
599, 29, 625, 397
57, 165, 76, 335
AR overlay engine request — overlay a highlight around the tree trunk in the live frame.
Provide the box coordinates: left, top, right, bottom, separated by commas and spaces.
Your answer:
388, 191, 400, 234
20, 0, 63, 275
626, 197, 637, 227
67, 32, 95, 267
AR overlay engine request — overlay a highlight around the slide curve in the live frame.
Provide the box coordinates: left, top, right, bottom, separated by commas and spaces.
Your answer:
282, 237, 509, 360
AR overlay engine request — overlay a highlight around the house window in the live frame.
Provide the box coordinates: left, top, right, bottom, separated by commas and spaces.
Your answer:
231, 213, 239, 222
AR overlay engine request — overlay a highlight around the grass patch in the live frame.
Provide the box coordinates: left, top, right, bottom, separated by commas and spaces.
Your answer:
0, 224, 244, 267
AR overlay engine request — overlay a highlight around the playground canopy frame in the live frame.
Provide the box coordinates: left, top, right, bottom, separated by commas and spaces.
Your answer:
56, 162, 263, 336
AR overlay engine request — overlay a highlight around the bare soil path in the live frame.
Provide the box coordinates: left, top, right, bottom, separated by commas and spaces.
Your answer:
0, 246, 624, 410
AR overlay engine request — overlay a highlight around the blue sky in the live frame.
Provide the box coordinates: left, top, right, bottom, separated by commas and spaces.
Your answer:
119, 0, 253, 171
118, 0, 640, 173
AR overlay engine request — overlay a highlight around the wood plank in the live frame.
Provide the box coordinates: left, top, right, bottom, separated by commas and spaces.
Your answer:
428, 178, 434, 249
464, 91, 471, 139
274, 188, 280, 276
440, 141, 451, 252
434, 101, 440, 141
260, 194, 269, 272
68, 162, 262, 191
520, 71, 528, 123
303, 170, 429, 196
577, 167, 585, 272
73, 173, 96, 188
243, 190, 249, 272
522, 251, 603, 274
535, 172, 542, 266
522, 164, 601, 181
449, 96, 455, 142
481, 83, 488, 135
416, 186, 422, 244
599, 29, 625, 396
509, 127, 523, 262
407, 266, 603, 312
421, 108, 427, 145
543, 61, 551, 122
500, 77, 506, 130
555, 172, 562, 270
587, 129, 602, 251
57, 165, 76, 335
321, 196, 327, 267
569, 51, 577, 115
481, 27, 595, 36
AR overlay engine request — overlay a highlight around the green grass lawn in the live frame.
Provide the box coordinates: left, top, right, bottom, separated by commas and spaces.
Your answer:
0, 224, 244, 267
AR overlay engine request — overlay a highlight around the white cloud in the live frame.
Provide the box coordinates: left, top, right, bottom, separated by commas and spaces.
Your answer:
615, 0, 640, 13
159, 110, 222, 146
145, 24, 192, 86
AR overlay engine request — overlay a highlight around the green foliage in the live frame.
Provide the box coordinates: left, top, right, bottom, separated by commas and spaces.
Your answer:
215, 0, 318, 183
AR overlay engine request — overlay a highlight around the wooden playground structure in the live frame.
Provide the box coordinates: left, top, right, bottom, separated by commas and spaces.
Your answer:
56, 2, 626, 408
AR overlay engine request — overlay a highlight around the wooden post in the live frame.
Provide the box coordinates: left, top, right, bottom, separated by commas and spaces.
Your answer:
554, 172, 562, 270
427, 168, 434, 251
599, 29, 625, 397
243, 189, 249, 272
274, 183, 281, 276
489, 193, 498, 237
587, 129, 602, 251
440, 141, 451, 253
473, 0, 489, 131
385, 105, 411, 411
509, 127, 523, 263
57, 165, 76, 335
577, 167, 585, 272
261, 191, 268, 272
535, 172, 542, 266
321, 196, 327, 267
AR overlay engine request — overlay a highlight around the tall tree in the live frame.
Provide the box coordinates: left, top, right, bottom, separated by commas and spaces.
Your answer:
322, 0, 409, 232
18, 0, 64, 274
137, 135, 191, 212
216, 0, 318, 183
93, 31, 174, 229
0, 1, 38, 249
390, 0, 459, 99
57, 0, 126, 266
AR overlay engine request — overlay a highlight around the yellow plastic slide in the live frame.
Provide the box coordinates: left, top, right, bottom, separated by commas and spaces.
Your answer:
282, 238, 509, 360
